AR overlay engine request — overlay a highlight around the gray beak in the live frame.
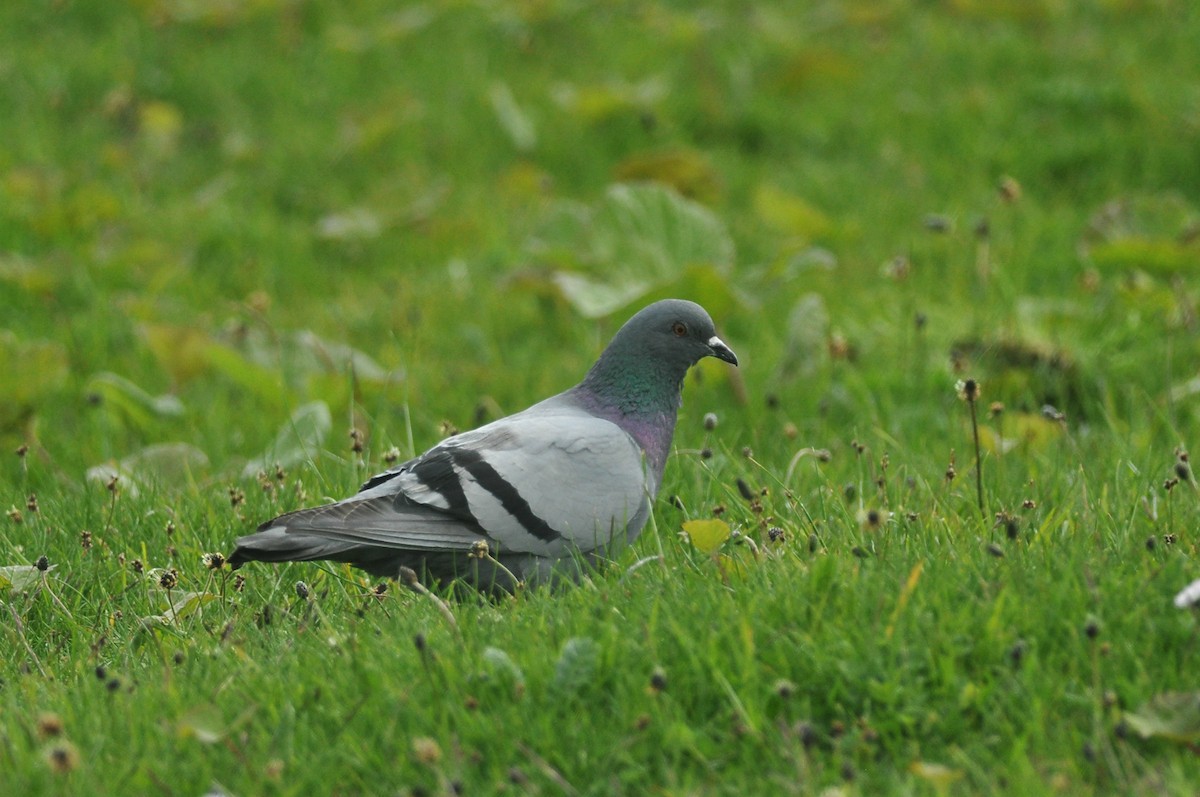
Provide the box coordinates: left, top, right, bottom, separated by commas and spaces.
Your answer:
707, 335, 738, 366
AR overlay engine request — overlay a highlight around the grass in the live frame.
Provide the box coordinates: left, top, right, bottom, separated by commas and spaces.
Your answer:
3, 0, 1200, 793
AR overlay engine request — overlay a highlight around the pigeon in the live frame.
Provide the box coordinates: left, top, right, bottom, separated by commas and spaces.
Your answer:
228, 299, 738, 591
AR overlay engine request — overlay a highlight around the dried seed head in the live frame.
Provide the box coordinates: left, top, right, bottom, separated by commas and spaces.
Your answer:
882, 254, 911, 281
1174, 459, 1192, 483
383, 447, 400, 465
106, 474, 120, 493
349, 427, 365, 454
828, 332, 852, 360
233, 573, 246, 592
649, 666, 668, 694
741, 446, 754, 459
773, 679, 796, 699
43, 741, 80, 774
469, 540, 490, 560
130, 558, 144, 574
998, 175, 1022, 203
767, 527, 786, 543
16, 444, 29, 458
438, 420, 459, 438
703, 412, 719, 431
986, 543, 1005, 558
36, 713, 65, 739
1021, 499, 1037, 510
80, 530, 93, 550
1084, 618, 1101, 640
6, 507, 22, 524
201, 552, 226, 570
955, 378, 980, 402
700, 447, 713, 460
35, 554, 50, 572
26, 493, 38, 513
165, 520, 175, 536
158, 569, 178, 590
783, 422, 798, 440
228, 488, 245, 508
411, 736, 442, 765
989, 402, 1005, 418
294, 581, 310, 600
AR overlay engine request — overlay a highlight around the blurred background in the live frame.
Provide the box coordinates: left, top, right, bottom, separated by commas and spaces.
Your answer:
2, 0, 1198, 481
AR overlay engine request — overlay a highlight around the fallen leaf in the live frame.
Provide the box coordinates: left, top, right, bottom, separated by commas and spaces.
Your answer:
681, 519, 732, 555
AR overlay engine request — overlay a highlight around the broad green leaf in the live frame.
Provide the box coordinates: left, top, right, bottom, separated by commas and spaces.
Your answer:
202, 342, 286, 410
86, 372, 184, 430
1088, 238, 1195, 276
527, 183, 736, 319
778, 293, 830, 382
291, 330, 397, 383
552, 637, 599, 696
482, 646, 526, 698
551, 272, 652, 320
681, 519, 732, 555
242, 401, 332, 477
163, 590, 218, 622
86, 442, 209, 492
1125, 692, 1200, 743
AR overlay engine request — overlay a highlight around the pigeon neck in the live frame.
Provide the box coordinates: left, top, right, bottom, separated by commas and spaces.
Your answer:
575, 351, 687, 478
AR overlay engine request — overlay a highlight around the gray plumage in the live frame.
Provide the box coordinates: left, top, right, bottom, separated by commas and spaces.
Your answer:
228, 299, 737, 591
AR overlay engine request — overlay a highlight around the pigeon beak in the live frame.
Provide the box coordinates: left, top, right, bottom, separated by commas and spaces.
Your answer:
707, 335, 738, 366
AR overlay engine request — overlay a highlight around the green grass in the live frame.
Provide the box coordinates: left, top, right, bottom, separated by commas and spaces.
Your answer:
4, 0, 1200, 794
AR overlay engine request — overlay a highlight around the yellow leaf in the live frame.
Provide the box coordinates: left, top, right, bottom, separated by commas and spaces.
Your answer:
753, 184, 832, 240
140, 323, 213, 384
681, 519, 731, 554
909, 761, 965, 789
979, 412, 1064, 454
613, 149, 720, 202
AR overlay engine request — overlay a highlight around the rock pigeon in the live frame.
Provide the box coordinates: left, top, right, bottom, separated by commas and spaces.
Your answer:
228, 299, 737, 591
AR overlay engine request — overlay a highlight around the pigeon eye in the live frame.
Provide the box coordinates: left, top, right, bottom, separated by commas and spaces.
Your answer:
671, 322, 688, 337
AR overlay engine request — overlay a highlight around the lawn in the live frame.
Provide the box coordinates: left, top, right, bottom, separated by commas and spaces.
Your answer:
3, 0, 1200, 794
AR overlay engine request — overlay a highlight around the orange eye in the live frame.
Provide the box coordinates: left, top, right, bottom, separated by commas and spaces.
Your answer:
672, 321, 688, 337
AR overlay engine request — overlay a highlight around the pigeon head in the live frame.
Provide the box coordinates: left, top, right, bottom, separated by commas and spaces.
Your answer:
615, 299, 737, 370
578, 299, 737, 417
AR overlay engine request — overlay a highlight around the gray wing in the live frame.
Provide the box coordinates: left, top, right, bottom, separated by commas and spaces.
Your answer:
231, 405, 652, 573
